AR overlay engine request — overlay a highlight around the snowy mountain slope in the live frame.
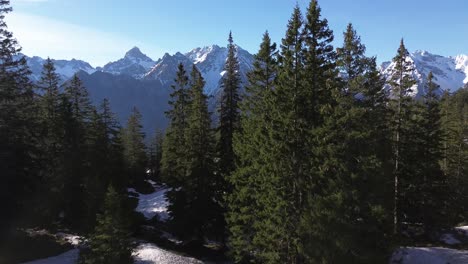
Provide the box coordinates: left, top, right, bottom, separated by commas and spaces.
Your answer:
381, 51, 468, 97
22, 54, 95, 83
185, 44, 254, 95
144, 52, 193, 85
100, 47, 156, 78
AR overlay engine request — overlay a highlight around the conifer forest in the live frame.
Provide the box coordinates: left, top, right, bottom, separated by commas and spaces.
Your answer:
0, 0, 467, 263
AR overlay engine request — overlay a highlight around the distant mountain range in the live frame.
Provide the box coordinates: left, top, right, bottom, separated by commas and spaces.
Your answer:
21, 46, 468, 135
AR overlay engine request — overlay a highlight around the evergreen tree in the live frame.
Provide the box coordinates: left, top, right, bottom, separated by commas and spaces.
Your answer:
83, 99, 123, 230
218, 31, 241, 180
180, 65, 218, 240
61, 74, 94, 227
441, 88, 468, 222
227, 31, 278, 262
80, 185, 133, 264
121, 107, 147, 187
161, 63, 190, 186
244, 5, 306, 263
416, 72, 446, 231
388, 39, 417, 234
313, 23, 391, 263
35, 58, 66, 224
0, 0, 37, 228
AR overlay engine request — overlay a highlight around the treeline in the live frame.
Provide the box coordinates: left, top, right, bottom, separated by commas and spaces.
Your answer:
0, 1, 150, 262
160, 1, 468, 264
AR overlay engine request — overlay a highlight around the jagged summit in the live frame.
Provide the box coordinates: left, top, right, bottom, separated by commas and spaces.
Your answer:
124, 46, 147, 59
381, 50, 468, 96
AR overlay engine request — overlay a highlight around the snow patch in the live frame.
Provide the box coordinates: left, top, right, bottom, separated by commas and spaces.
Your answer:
21, 249, 79, 264
131, 185, 170, 221
133, 243, 203, 264
390, 247, 468, 264
440, 233, 461, 245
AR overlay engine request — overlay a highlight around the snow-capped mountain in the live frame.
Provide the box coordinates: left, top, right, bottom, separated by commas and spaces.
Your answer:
381, 51, 468, 97
144, 45, 254, 95
22, 54, 95, 82
185, 44, 254, 95
144, 52, 193, 85
99, 47, 156, 78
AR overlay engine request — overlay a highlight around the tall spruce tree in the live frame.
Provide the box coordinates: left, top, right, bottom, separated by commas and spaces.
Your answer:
388, 39, 417, 234
227, 31, 278, 263
0, 0, 37, 229
35, 59, 66, 224
83, 99, 124, 230
122, 107, 147, 188
318, 23, 391, 263
244, 5, 306, 263
181, 65, 218, 241
441, 88, 468, 222
161, 63, 190, 186
218, 31, 241, 180
416, 72, 446, 231
61, 74, 94, 227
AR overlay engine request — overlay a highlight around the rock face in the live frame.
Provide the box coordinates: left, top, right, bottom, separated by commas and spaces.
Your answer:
100, 47, 156, 79
381, 51, 468, 97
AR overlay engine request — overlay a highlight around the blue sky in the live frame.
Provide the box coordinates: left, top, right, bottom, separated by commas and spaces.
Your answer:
8, 0, 468, 67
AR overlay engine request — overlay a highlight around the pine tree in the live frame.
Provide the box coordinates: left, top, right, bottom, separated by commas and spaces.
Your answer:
313, 23, 390, 263
161, 63, 190, 186
227, 31, 278, 262
388, 39, 417, 234
121, 107, 147, 187
441, 88, 468, 222
243, 5, 305, 263
180, 65, 218, 241
218, 31, 241, 181
416, 72, 446, 232
35, 58, 66, 224
83, 99, 123, 230
61, 74, 94, 227
0, 0, 38, 228
80, 185, 133, 264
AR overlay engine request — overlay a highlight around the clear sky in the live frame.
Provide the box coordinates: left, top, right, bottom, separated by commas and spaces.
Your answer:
8, 0, 468, 67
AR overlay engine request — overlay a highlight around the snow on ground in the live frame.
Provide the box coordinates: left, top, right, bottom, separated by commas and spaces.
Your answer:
21, 249, 79, 264
23, 243, 204, 264
133, 243, 203, 264
129, 182, 171, 221
440, 233, 461, 245
391, 247, 468, 264
56, 233, 81, 246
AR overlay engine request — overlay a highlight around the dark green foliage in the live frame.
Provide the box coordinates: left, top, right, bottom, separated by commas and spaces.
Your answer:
413, 72, 447, 231
441, 87, 468, 222
80, 185, 133, 264
227, 31, 278, 263
388, 39, 418, 234
218, 31, 241, 178
0, 0, 38, 229
309, 23, 391, 263
161, 63, 190, 185
61, 74, 94, 227
163, 64, 220, 242
34, 58, 66, 224
122, 107, 148, 187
